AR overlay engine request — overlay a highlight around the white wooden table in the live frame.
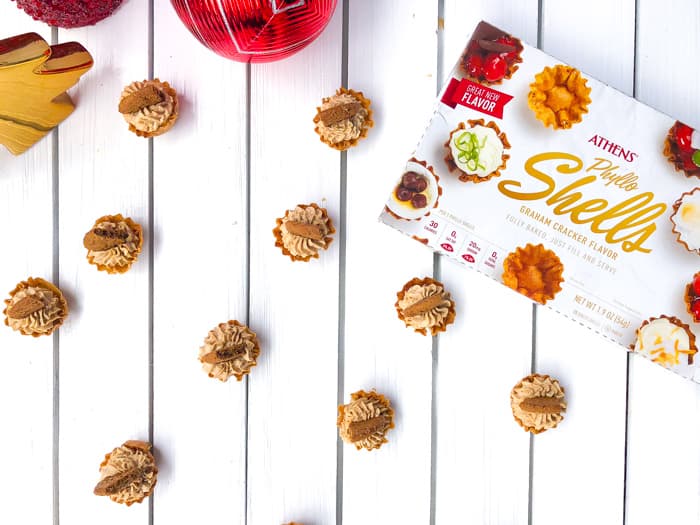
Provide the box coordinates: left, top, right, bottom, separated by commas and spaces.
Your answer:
1, 1, 700, 524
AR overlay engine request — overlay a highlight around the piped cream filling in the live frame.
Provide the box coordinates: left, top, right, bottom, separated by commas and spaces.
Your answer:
338, 396, 392, 450
280, 206, 330, 258
510, 375, 565, 432
317, 93, 368, 144
87, 220, 141, 269
397, 283, 451, 330
97, 445, 156, 505
199, 322, 259, 382
121, 81, 175, 133
6, 286, 64, 335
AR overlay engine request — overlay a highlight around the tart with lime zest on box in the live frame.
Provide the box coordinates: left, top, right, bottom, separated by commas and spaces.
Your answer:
444, 119, 509, 183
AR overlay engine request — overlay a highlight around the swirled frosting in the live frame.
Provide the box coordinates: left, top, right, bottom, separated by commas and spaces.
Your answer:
510, 374, 566, 434
96, 442, 157, 506
338, 391, 394, 451
199, 321, 260, 382
280, 206, 331, 259
87, 219, 141, 271
316, 93, 369, 144
397, 283, 452, 330
120, 81, 175, 133
5, 284, 66, 336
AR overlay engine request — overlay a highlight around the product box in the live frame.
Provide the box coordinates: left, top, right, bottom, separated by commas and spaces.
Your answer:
379, 21, 700, 381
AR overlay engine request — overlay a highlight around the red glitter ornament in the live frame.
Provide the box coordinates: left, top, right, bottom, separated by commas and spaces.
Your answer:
170, 0, 338, 63
12, 0, 123, 28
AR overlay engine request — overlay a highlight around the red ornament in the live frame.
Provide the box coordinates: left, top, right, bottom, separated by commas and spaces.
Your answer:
12, 0, 123, 28
170, 0, 338, 63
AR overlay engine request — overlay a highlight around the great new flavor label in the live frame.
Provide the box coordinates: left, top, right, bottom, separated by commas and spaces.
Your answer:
379, 21, 700, 382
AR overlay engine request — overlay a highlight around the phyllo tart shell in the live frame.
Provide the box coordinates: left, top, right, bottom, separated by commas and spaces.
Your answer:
502, 244, 564, 304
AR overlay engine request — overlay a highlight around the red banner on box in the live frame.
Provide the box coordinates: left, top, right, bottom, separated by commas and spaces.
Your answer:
441, 77, 513, 119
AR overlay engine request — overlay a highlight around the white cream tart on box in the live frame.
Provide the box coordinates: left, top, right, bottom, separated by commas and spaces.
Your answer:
671, 188, 700, 254
632, 316, 696, 368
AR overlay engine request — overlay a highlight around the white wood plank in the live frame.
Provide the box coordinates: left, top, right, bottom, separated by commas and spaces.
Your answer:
246, 7, 343, 525
542, 0, 635, 97
0, 8, 55, 525
435, 269, 534, 525
533, 310, 627, 523
436, 4, 537, 524
56, 1, 151, 523
531, 3, 635, 523
626, 1, 700, 523
151, 4, 248, 524
343, 2, 436, 524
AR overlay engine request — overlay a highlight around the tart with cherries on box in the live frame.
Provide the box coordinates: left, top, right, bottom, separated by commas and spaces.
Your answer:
460, 22, 523, 85
664, 121, 700, 178
385, 158, 441, 220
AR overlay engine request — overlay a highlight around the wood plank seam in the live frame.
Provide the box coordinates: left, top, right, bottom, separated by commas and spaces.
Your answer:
51, 23, 60, 525
147, 3, 155, 525
622, 2, 638, 521
245, 60, 252, 525
336, 2, 349, 524
429, 6, 445, 522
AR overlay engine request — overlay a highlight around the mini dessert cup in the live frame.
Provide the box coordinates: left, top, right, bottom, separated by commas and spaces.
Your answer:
663, 121, 700, 178
631, 315, 697, 368
510, 373, 566, 434
444, 119, 510, 183
313, 87, 373, 151
273, 203, 335, 262
395, 277, 456, 336
199, 320, 260, 382
460, 22, 523, 85
3, 277, 68, 337
93, 440, 157, 506
83, 214, 143, 274
670, 188, 700, 255
337, 390, 395, 451
385, 157, 441, 221
119, 79, 179, 138
502, 244, 564, 304
685, 272, 700, 323
528, 65, 591, 130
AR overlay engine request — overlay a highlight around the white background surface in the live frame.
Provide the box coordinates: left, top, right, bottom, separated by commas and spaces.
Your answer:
0, 1, 699, 524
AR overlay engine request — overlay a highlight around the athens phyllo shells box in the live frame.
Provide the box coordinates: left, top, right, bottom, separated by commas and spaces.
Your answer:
379, 21, 700, 382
